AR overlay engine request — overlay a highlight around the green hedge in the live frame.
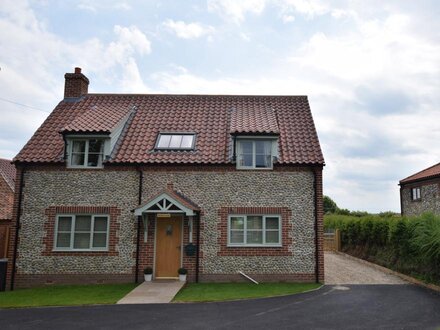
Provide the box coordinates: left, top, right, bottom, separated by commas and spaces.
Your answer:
325, 213, 440, 284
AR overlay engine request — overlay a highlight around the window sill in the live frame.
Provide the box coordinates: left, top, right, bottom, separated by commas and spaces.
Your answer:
52, 249, 109, 252
66, 166, 104, 169
227, 244, 282, 248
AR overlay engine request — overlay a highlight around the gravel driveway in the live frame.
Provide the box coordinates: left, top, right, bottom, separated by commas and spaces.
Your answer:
325, 252, 406, 284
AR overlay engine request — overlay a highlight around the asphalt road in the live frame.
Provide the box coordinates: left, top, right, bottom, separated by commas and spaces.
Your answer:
1, 285, 439, 330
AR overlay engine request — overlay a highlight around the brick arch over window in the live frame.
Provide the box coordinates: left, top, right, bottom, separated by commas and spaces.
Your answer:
43, 206, 121, 256
217, 207, 292, 256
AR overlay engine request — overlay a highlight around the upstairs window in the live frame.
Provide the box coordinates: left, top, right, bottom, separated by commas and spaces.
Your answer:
237, 140, 273, 169
411, 187, 421, 201
156, 133, 195, 150
69, 139, 104, 168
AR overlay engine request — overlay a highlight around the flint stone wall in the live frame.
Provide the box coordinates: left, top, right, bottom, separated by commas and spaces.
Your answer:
17, 167, 316, 278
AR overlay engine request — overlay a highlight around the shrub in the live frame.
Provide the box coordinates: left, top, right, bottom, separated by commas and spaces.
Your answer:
143, 267, 153, 275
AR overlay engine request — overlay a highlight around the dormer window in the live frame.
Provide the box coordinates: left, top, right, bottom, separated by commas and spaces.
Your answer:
156, 133, 195, 150
236, 139, 276, 169
68, 139, 105, 168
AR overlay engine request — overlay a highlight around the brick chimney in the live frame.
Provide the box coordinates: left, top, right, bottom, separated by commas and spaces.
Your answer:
64, 67, 89, 99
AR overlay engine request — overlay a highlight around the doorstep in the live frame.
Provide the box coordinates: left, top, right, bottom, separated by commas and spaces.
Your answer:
117, 280, 185, 304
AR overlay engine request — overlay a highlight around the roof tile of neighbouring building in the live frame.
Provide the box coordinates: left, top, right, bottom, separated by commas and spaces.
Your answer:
14, 94, 324, 165
400, 162, 440, 184
0, 158, 16, 191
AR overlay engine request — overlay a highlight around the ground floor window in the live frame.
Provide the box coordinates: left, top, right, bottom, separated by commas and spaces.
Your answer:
54, 215, 109, 251
228, 215, 281, 246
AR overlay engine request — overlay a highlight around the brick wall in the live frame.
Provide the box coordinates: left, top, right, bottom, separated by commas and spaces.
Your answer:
0, 176, 14, 220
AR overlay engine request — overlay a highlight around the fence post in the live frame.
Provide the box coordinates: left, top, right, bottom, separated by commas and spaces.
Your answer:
335, 229, 341, 251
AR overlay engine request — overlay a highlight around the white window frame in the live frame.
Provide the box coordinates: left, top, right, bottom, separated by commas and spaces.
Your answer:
155, 133, 196, 150
227, 215, 282, 247
67, 138, 106, 169
411, 187, 421, 201
53, 214, 110, 251
236, 138, 276, 170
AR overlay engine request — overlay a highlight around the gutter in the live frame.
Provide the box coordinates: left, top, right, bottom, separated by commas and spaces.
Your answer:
195, 211, 201, 283
313, 168, 320, 284
134, 168, 143, 283
10, 167, 25, 291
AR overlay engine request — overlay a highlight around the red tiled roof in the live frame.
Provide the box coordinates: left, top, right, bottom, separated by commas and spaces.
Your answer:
0, 158, 16, 191
230, 105, 279, 134
61, 98, 134, 133
14, 94, 324, 165
400, 162, 440, 184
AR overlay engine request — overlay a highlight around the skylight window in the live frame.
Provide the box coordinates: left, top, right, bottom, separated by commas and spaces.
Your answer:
156, 133, 195, 150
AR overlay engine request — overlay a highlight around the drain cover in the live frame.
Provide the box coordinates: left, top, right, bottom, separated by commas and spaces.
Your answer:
333, 285, 350, 291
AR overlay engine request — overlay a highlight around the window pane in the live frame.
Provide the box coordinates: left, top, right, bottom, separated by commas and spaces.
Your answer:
255, 141, 271, 155
88, 139, 103, 153
94, 217, 108, 231
181, 135, 194, 148
256, 155, 271, 168
56, 233, 71, 248
169, 135, 182, 148
266, 231, 280, 244
157, 135, 171, 148
87, 153, 102, 167
58, 217, 72, 231
240, 141, 253, 154
74, 233, 91, 249
247, 216, 262, 229
239, 154, 253, 166
230, 217, 244, 230
71, 153, 85, 166
266, 217, 279, 230
246, 231, 263, 244
93, 233, 107, 248
72, 141, 86, 153
230, 231, 244, 244
75, 216, 91, 231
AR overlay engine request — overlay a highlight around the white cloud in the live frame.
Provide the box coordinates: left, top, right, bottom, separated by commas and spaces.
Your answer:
77, 1, 132, 12
280, 0, 329, 18
207, 0, 266, 23
0, 0, 152, 159
162, 19, 215, 39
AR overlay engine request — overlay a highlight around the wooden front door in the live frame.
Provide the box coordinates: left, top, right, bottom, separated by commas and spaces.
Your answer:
155, 216, 182, 278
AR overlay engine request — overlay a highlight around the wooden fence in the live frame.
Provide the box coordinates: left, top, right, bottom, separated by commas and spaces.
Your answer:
324, 229, 341, 252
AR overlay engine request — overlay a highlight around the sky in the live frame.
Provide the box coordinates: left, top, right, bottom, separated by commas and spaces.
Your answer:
0, 0, 439, 212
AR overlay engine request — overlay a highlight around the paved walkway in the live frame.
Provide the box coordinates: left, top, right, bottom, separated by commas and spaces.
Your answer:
325, 252, 406, 284
117, 280, 185, 304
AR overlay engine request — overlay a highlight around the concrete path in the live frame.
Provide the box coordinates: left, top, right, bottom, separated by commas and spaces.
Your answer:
325, 252, 406, 285
117, 280, 185, 304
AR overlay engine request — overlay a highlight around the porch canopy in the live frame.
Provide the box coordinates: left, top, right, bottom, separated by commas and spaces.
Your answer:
134, 188, 200, 217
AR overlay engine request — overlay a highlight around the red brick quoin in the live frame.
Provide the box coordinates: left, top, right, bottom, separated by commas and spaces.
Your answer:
217, 207, 292, 256
43, 206, 121, 256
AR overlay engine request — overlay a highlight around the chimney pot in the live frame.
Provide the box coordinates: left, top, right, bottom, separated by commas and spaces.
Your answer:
64, 67, 89, 99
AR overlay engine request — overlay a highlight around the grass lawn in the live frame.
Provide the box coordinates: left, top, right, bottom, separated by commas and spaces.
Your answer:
0, 283, 138, 308
173, 282, 321, 302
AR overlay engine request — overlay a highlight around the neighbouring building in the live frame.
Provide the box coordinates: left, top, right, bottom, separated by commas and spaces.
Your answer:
6, 68, 325, 289
399, 162, 440, 216
0, 158, 15, 259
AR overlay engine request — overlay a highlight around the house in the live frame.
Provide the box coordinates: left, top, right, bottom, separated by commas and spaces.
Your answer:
399, 163, 440, 216
0, 158, 15, 259
6, 68, 325, 289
